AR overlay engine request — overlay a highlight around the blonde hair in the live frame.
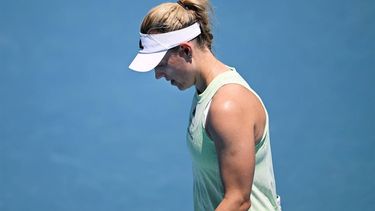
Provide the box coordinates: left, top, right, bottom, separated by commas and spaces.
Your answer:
140, 0, 213, 50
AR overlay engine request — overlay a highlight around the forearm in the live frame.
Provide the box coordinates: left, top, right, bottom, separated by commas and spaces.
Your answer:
215, 195, 251, 211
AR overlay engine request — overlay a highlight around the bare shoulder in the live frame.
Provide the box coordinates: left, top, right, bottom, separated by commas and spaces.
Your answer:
210, 83, 265, 115
206, 84, 266, 143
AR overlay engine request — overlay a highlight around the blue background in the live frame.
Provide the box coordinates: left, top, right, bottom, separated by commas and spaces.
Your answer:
1, 0, 374, 210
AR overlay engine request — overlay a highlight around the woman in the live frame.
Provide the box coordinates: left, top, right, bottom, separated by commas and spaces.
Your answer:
129, 0, 281, 210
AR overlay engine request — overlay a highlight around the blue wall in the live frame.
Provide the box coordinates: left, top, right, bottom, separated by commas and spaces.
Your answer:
1, 0, 374, 210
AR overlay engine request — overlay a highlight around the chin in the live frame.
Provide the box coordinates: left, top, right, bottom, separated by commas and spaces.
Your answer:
176, 85, 185, 91
177, 84, 193, 91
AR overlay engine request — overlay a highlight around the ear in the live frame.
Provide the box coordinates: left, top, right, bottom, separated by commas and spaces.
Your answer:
178, 43, 192, 60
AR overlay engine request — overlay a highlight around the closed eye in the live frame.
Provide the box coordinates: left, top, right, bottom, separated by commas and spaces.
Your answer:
155, 63, 166, 70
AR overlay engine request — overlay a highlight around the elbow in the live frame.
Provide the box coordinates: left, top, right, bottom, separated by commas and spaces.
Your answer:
240, 199, 251, 211
222, 194, 251, 211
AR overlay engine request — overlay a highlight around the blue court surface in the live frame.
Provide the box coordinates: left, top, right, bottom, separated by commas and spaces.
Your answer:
1, 0, 374, 210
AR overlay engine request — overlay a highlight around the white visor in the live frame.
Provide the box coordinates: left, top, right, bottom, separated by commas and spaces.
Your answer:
129, 22, 201, 72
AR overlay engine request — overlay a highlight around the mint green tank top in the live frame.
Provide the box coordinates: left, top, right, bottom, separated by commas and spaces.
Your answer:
186, 67, 281, 211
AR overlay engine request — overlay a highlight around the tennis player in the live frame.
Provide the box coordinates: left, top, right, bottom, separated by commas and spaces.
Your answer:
129, 1, 281, 210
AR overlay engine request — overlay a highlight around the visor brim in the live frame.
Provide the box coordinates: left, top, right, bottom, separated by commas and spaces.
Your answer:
129, 51, 167, 72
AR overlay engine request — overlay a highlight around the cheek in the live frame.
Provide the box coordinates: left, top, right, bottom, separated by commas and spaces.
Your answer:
179, 70, 196, 88
166, 58, 193, 81
174, 68, 189, 79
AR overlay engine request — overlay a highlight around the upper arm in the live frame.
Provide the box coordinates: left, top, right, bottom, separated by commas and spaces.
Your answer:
205, 84, 262, 200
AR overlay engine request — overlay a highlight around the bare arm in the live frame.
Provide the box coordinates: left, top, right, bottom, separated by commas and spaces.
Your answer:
206, 84, 265, 211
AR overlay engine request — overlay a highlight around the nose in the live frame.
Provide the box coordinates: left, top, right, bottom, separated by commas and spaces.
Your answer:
155, 68, 166, 80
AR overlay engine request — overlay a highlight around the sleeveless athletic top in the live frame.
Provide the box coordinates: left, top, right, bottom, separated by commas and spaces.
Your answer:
186, 67, 281, 211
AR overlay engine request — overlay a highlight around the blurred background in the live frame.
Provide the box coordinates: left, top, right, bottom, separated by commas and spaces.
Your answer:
1, 0, 374, 210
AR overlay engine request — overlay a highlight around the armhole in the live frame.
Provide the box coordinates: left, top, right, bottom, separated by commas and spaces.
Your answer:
202, 99, 212, 129
202, 83, 269, 146
259, 108, 269, 142
248, 88, 269, 147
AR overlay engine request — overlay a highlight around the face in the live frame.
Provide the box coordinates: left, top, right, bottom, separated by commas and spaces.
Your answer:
154, 46, 195, 90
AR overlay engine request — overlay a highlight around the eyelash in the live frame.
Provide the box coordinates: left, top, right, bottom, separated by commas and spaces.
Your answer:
155, 64, 164, 70
157, 63, 166, 68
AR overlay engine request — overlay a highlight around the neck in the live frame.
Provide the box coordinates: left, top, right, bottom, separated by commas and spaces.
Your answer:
194, 49, 229, 94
